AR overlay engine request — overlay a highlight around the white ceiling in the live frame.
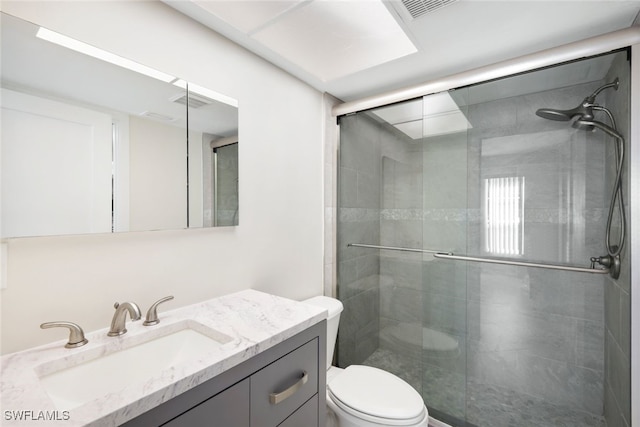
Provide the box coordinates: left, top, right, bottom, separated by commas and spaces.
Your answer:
164, 0, 640, 102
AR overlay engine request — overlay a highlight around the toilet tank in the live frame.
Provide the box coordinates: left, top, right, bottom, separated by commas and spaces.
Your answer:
303, 296, 343, 370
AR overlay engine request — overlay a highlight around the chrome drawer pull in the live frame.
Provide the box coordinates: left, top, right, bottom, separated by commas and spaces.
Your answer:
269, 371, 308, 405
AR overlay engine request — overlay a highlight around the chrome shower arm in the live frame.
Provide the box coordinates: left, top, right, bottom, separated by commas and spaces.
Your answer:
589, 77, 619, 99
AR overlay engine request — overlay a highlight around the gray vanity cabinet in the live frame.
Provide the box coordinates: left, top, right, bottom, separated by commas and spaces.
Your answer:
277, 395, 318, 427
121, 321, 326, 427
162, 378, 250, 426
251, 337, 319, 426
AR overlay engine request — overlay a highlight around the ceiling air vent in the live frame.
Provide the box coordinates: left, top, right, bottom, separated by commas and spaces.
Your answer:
140, 111, 176, 122
401, 0, 459, 19
170, 92, 215, 109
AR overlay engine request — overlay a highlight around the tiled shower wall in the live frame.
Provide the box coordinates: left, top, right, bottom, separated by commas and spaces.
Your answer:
602, 52, 632, 427
215, 143, 239, 226
377, 125, 426, 373
336, 113, 383, 367
337, 112, 429, 367
419, 129, 470, 419
202, 137, 238, 227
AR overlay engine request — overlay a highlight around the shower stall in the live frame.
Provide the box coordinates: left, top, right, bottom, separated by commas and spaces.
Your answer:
336, 49, 631, 427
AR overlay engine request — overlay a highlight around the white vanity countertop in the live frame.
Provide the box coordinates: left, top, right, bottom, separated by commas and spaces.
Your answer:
0, 290, 327, 426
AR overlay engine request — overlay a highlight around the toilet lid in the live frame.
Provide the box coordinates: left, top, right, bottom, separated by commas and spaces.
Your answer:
327, 365, 425, 422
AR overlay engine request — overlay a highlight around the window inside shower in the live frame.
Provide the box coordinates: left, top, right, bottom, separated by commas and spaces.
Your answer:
483, 176, 525, 256
336, 48, 631, 427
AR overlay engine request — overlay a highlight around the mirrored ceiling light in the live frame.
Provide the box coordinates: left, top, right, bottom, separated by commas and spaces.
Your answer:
36, 27, 176, 83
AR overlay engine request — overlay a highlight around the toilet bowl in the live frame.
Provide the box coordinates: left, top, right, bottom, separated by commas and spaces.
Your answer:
304, 296, 429, 427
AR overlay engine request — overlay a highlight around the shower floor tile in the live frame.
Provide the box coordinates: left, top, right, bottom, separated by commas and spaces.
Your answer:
363, 347, 423, 393
363, 348, 606, 427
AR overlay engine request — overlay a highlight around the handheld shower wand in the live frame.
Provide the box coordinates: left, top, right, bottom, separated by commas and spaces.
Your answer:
535, 78, 625, 279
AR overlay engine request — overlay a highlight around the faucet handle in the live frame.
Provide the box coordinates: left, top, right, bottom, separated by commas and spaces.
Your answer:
144, 296, 174, 326
41, 321, 88, 348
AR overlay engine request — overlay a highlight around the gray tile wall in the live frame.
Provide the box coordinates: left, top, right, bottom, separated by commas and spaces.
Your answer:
338, 109, 428, 368
419, 130, 469, 419
376, 116, 426, 373
602, 52, 632, 427
214, 143, 239, 226
337, 113, 383, 367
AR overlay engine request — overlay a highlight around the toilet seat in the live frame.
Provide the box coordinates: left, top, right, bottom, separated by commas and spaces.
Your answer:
327, 365, 427, 426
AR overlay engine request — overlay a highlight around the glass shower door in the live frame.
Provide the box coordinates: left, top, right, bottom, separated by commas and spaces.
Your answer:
448, 53, 626, 426
419, 90, 470, 424
337, 49, 629, 427
336, 100, 426, 394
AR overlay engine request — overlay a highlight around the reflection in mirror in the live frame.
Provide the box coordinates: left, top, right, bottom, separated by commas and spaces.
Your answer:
212, 140, 239, 226
0, 13, 239, 239
182, 82, 239, 228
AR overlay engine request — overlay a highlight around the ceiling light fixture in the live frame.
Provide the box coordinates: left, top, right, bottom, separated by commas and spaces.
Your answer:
36, 27, 176, 83
248, 0, 418, 82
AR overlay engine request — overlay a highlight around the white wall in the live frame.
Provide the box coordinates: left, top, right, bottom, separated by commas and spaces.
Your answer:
0, 1, 326, 354
1, 88, 113, 238
129, 116, 188, 231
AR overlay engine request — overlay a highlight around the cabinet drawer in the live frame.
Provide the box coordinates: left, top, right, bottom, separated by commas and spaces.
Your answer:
251, 338, 318, 427
278, 395, 318, 427
162, 378, 249, 426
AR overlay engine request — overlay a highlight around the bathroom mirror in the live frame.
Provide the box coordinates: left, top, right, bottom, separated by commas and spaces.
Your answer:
0, 13, 239, 238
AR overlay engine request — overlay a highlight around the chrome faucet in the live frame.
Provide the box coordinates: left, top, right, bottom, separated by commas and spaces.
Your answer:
108, 302, 141, 336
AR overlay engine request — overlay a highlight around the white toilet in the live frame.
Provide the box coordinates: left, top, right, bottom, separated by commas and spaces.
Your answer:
304, 296, 429, 427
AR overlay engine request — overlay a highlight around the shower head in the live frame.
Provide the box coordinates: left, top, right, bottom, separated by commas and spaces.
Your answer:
536, 95, 596, 122
535, 102, 592, 122
535, 77, 619, 123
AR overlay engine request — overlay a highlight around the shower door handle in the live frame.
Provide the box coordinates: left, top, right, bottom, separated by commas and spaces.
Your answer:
434, 252, 610, 274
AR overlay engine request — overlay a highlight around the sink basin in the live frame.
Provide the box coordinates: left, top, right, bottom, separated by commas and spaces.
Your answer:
38, 327, 232, 410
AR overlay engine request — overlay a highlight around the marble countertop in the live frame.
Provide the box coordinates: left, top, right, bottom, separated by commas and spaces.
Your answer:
1, 290, 327, 426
